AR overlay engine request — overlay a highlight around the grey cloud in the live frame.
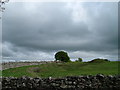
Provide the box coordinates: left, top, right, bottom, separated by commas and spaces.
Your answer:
3, 2, 90, 51
2, 2, 118, 61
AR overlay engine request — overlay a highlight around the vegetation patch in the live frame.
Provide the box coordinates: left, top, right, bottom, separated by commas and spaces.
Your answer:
2, 61, 119, 78
88, 58, 110, 63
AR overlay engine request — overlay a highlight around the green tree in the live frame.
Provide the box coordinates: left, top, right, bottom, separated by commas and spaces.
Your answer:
78, 58, 82, 62
55, 51, 70, 62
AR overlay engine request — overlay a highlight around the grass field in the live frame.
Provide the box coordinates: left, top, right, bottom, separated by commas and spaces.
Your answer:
2, 61, 119, 78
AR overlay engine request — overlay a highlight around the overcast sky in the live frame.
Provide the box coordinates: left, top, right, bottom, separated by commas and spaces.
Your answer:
2, 2, 118, 62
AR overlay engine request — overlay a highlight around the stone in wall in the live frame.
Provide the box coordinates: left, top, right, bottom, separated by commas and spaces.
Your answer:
1, 74, 120, 90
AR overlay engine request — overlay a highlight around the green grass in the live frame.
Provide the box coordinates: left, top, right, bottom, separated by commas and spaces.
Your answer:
2, 61, 119, 78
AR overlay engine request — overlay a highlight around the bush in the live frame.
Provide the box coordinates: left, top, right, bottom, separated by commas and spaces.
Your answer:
55, 51, 71, 62
89, 58, 110, 63
75, 58, 83, 62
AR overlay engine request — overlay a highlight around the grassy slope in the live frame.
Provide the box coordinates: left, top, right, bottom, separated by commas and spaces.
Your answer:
2, 61, 119, 78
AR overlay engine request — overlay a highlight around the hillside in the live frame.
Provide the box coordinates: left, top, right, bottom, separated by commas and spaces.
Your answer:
2, 61, 119, 78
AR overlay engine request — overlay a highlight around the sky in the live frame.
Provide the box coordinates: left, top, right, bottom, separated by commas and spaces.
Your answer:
2, 1, 118, 62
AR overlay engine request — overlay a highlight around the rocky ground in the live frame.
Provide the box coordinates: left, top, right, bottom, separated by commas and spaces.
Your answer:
2, 61, 55, 70
1, 74, 120, 90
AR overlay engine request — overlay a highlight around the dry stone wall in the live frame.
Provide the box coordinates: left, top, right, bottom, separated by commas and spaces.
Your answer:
1, 74, 120, 90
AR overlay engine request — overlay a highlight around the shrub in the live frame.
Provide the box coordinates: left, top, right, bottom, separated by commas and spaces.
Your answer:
89, 58, 110, 63
75, 58, 83, 62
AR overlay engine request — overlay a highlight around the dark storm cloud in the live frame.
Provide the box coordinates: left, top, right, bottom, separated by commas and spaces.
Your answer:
3, 2, 90, 51
2, 2, 118, 61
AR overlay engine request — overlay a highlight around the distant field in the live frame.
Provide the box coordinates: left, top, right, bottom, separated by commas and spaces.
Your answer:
2, 61, 119, 78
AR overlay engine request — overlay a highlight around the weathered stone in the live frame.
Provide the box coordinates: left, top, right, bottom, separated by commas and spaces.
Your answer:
1, 74, 120, 90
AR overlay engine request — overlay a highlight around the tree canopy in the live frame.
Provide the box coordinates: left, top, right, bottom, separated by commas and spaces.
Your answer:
55, 51, 70, 62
